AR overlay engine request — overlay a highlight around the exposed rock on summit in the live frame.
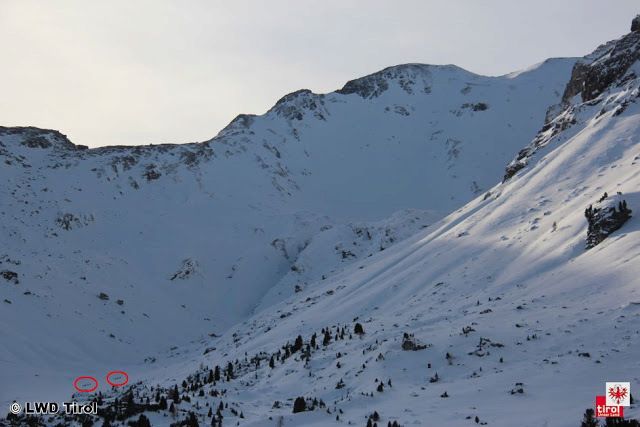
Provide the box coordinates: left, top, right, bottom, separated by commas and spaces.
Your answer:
336, 64, 439, 98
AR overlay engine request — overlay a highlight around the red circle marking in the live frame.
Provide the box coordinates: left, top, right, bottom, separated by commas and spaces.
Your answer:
73, 376, 99, 393
106, 370, 129, 387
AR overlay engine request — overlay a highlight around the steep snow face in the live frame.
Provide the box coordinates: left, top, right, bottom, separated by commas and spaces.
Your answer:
13, 28, 640, 427
0, 60, 576, 408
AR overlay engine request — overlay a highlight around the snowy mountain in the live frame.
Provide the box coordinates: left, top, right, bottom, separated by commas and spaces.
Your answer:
0, 55, 574, 409
3, 16, 640, 427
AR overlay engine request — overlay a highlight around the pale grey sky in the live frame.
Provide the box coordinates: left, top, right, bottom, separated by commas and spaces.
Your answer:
1, 1, 638, 147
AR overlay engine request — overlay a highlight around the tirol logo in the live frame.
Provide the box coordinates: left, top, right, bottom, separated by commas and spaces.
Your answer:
606, 382, 631, 407
596, 396, 624, 418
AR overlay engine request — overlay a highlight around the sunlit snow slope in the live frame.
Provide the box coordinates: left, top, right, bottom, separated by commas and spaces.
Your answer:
120, 24, 640, 427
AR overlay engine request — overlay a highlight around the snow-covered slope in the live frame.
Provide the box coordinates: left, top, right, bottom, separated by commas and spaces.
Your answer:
13, 20, 640, 427
7, 17, 640, 427
0, 56, 576, 411
104, 24, 640, 427
180, 24, 640, 426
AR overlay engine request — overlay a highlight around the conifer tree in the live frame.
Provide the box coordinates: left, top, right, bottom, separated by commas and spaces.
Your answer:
323, 330, 331, 346
293, 397, 306, 413
172, 385, 181, 403
581, 408, 598, 427
189, 411, 200, 427
226, 362, 234, 379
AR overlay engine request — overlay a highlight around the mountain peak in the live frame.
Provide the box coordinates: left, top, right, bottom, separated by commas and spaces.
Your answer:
0, 126, 85, 151
335, 63, 469, 99
268, 89, 327, 121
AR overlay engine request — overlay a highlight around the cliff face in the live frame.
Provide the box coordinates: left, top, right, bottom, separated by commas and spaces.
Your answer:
504, 18, 640, 181
563, 31, 640, 103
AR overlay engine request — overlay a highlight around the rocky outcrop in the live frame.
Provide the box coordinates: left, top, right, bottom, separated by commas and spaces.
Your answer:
567, 31, 640, 103
216, 114, 256, 139
1, 270, 19, 285
55, 212, 94, 231
585, 193, 632, 249
503, 108, 576, 181
338, 70, 390, 99
268, 89, 327, 122
560, 62, 592, 104
0, 126, 82, 151
632, 15, 640, 32
143, 164, 162, 181
504, 15, 640, 182
401, 332, 428, 351
336, 64, 436, 99
170, 258, 199, 280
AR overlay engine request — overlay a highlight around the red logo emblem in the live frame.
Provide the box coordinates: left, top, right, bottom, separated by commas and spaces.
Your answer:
607, 383, 630, 405
596, 395, 624, 418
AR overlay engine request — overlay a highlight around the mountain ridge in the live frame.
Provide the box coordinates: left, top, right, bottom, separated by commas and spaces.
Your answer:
3, 59, 575, 152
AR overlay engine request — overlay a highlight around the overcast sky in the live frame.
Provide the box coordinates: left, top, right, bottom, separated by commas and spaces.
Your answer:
1, 1, 638, 147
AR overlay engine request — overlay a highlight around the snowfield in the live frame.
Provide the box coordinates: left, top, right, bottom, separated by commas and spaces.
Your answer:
2, 17, 640, 427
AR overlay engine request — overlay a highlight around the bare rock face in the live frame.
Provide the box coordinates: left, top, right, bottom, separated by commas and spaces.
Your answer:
632, 15, 640, 32
558, 27, 640, 105
560, 62, 592, 104
585, 193, 632, 249
503, 15, 640, 182
562, 15, 640, 103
